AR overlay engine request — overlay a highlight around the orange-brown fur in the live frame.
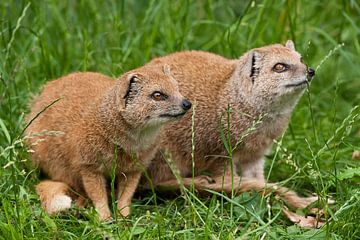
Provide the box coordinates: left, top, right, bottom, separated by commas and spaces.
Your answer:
142, 41, 319, 209
26, 66, 190, 220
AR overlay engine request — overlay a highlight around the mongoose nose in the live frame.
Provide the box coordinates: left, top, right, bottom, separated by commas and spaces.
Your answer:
181, 99, 192, 111
307, 68, 315, 78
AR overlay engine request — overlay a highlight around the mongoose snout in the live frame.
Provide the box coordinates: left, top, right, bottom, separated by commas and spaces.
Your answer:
181, 99, 192, 111
159, 98, 191, 118
158, 99, 191, 118
307, 67, 315, 78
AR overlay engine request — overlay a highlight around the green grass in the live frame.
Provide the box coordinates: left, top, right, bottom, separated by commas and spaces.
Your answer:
1, 0, 360, 239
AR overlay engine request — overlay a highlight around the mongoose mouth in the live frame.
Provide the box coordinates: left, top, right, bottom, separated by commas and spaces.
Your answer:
159, 111, 187, 118
285, 80, 309, 88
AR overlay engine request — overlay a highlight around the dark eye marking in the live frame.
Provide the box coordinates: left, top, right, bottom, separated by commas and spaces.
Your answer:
151, 91, 168, 101
272, 63, 290, 73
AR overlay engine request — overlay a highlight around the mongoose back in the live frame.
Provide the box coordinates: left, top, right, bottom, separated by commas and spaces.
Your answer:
142, 41, 318, 208
26, 65, 191, 220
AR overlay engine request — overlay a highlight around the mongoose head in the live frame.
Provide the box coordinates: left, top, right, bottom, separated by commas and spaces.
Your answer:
117, 64, 191, 129
235, 40, 315, 113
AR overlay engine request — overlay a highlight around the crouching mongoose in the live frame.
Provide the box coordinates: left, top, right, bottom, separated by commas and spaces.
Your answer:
26, 65, 191, 220
142, 41, 320, 208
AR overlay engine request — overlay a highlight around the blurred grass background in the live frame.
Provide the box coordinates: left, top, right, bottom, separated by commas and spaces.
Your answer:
1, 0, 359, 239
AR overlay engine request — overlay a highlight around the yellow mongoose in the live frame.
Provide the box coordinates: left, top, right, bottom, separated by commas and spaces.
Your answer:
26, 65, 191, 220
143, 41, 319, 208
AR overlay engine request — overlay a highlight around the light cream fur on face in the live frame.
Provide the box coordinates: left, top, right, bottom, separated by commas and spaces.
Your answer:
234, 40, 309, 115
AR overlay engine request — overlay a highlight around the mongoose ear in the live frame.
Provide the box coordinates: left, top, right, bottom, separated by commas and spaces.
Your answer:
246, 50, 261, 83
123, 73, 140, 107
285, 40, 295, 51
162, 64, 180, 87
163, 64, 171, 76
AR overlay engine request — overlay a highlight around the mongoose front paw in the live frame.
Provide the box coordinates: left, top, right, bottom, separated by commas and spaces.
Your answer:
99, 212, 113, 221
117, 203, 131, 217
97, 207, 112, 221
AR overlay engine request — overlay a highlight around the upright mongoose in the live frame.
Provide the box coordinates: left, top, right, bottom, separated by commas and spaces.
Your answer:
142, 41, 318, 208
26, 65, 191, 220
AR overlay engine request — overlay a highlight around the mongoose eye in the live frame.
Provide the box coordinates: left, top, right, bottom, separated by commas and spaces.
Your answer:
151, 91, 168, 101
272, 63, 289, 73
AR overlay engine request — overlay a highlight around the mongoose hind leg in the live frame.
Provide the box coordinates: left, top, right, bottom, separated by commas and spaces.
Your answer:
117, 171, 142, 217
81, 170, 111, 221
156, 174, 320, 209
155, 175, 215, 192
211, 175, 322, 209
